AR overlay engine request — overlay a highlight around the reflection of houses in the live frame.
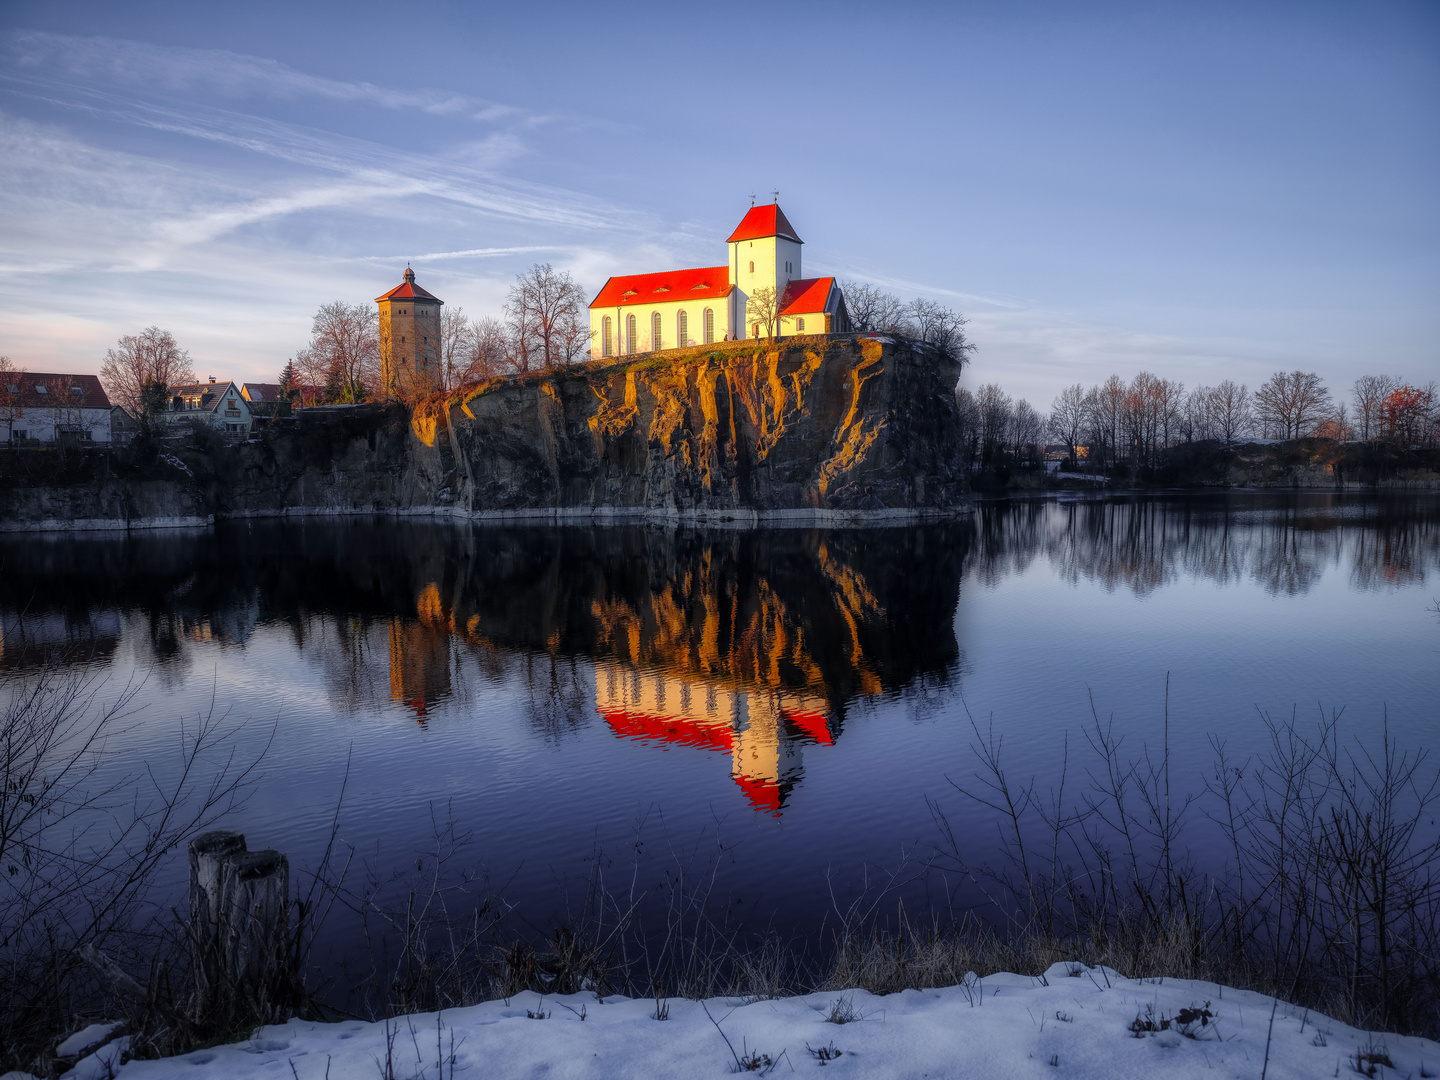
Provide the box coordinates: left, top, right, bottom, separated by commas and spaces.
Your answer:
595, 661, 834, 815
0, 609, 121, 668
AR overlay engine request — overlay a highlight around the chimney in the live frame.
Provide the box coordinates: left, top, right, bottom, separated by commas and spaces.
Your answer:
208, 376, 216, 383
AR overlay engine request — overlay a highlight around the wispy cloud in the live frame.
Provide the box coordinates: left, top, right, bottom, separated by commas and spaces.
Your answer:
6, 29, 538, 125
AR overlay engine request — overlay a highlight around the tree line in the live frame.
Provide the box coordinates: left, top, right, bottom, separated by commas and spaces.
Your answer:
958, 370, 1439, 472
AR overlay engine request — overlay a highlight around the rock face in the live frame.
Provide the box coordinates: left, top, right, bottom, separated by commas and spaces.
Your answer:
0, 336, 969, 530
438, 335, 967, 517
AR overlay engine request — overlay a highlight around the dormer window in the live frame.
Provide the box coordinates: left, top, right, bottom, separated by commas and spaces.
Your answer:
71, 386, 84, 396
622, 290, 637, 298
34, 384, 47, 394
5, 384, 17, 393
654, 286, 669, 293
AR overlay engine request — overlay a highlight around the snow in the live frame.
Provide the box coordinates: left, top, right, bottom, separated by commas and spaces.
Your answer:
55, 1024, 123, 1059
57, 964, 1440, 1079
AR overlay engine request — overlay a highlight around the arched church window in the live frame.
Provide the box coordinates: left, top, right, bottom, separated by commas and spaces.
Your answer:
678, 310, 688, 346
748, 261, 754, 273
796, 317, 805, 332
602, 317, 613, 357
652, 311, 662, 350
703, 308, 714, 344
626, 314, 637, 355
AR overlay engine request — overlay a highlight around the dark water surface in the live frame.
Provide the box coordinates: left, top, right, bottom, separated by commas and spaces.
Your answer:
2, 492, 1437, 965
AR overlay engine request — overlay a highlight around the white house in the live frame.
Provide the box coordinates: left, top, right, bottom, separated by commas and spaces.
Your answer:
588, 202, 850, 359
160, 379, 253, 435
0, 372, 114, 444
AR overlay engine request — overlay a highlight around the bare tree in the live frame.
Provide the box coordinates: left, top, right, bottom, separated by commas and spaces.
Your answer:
504, 264, 591, 370
1352, 375, 1399, 442
745, 286, 782, 340
1208, 380, 1254, 445
307, 302, 379, 403
1384, 383, 1437, 446
839, 281, 908, 333
291, 346, 331, 405
439, 307, 476, 392
99, 327, 195, 423
975, 383, 1013, 466
1255, 370, 1331, 440
0, 356, 25, 444
907, 298, 976, 367
1091, 375, 1127, 470
1010, 399, 1044, 463
466, 317, 510, 384
954, 385, 980, 465
1048, 384, 1087, 466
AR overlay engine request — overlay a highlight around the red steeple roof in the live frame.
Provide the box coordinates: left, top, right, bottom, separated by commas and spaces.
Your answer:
726, 203, 803, 245
376, 266, 442, 303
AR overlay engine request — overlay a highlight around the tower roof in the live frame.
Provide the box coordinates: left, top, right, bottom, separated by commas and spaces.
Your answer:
726, 203, 803, 245
376, 267, 442, 303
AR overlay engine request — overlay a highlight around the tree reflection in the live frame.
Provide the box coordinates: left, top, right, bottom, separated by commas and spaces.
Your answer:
969, 494, 1439, 597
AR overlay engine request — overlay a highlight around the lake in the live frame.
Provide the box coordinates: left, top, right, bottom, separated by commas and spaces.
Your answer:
2, 491, 1436, 988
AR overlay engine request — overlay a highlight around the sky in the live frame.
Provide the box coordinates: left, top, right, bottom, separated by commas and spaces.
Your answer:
0, 0, 1436, 408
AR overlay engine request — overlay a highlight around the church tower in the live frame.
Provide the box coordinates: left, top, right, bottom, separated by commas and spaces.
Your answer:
727, 201, 803, 337
376, 267, 444, 400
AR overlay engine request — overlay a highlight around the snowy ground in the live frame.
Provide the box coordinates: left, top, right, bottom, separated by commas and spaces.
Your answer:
53, 963, 1440, 1079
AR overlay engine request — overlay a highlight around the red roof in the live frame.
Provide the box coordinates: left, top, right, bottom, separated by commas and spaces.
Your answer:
589, 266, 732, 309
2, 372, 112, 411
376, 268, 441, 303
779, 277, 836, 316
726, 204, 803, 245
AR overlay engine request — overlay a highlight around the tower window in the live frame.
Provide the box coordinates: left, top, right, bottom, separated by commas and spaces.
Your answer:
748, 261, 754, 273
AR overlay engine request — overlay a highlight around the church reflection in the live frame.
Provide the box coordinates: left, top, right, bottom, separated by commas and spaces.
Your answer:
594, 661, 834, 814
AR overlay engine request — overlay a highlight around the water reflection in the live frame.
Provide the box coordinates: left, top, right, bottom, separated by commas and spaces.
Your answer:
1, 494, 1435, 814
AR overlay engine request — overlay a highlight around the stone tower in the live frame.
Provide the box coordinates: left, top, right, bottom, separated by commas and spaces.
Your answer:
376, 267, 444, 400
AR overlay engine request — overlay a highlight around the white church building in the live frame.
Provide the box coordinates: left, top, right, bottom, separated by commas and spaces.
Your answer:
588, 202, 849, 359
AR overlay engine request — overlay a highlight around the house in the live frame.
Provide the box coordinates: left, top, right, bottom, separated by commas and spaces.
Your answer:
160, 378, 253, 435
0, 372, 114, 444
588, 201, 850, 359
240, 383, 292, 419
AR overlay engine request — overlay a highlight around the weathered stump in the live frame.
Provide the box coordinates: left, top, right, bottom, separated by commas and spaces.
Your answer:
187, 831, 291, 1026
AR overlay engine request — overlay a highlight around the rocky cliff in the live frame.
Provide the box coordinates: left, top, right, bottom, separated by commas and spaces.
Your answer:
0, 336, 970, 530
428, 335, 967, 518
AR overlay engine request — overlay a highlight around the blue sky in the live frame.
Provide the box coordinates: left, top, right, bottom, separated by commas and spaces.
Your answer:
0, 1, 1435, 407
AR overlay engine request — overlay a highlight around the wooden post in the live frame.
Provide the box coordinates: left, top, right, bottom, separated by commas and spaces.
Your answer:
186, 831, 291, 1025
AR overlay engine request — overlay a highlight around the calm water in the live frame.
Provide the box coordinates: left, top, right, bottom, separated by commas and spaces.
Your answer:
2, 492, 1437, 961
